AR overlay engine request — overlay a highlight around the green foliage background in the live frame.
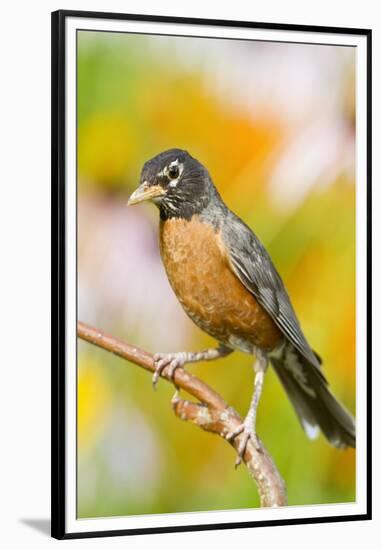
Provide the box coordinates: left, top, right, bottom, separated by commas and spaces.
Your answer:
77, 31, 356, 518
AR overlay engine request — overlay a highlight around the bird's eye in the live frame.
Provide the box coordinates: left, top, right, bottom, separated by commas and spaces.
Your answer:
168, 164, 180, 179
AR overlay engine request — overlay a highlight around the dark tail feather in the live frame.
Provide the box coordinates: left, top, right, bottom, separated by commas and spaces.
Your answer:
270, 343, 356, 449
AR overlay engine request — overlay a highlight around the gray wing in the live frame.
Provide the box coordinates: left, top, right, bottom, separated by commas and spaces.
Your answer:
222, 211, 321, 370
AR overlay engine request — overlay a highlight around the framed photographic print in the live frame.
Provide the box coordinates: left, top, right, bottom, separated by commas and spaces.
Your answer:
51, 9, 371, 540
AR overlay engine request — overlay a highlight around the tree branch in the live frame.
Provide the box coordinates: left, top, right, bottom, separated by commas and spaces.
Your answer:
77, 321, 287, 507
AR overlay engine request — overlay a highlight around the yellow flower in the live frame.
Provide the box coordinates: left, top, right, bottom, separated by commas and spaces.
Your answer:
78, 114, 136, 189
78, 354, 111, 455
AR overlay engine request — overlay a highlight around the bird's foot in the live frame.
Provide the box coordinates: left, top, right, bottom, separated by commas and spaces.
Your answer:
226, 418, 262, 468
152, 352, 187, 390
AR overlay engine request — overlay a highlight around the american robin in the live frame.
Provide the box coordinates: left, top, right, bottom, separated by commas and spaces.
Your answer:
128, 148, 355, 464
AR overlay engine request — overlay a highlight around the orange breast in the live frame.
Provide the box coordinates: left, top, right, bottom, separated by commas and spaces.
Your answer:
159, 216, 282, 352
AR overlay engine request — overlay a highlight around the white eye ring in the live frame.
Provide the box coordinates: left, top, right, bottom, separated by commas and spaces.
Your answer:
166, 160, 183, 187
168, 164, 180, 179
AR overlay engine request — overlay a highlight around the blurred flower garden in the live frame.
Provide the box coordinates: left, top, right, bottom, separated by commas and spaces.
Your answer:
77, 31, 356, 518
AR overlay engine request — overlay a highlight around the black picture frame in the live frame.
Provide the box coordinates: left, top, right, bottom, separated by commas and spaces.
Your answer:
51, 9, 372, 540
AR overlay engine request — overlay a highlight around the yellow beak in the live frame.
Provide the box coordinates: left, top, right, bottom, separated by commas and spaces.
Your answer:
127, 182, 166, 205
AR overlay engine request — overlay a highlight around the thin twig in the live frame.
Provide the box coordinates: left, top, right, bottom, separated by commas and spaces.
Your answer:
77, 321, 287, 507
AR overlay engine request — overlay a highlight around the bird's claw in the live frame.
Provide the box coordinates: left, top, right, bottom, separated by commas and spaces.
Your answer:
152, 352, 185, 390
226, 422, 262, 468
171, 389, 181, 405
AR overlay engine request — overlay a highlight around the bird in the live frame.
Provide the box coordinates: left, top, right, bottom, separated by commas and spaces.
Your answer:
128, 148, 355, 465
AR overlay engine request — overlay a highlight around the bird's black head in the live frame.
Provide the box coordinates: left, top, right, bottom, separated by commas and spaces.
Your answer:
128, 149, 219, 220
